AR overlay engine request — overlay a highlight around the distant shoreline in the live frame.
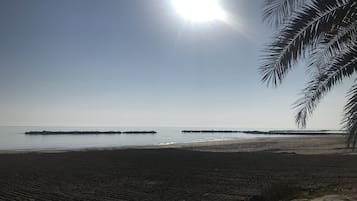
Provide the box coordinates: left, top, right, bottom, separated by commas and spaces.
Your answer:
23, 129, 345, 136
182, 129, 346, 135
25, 130, 157, 135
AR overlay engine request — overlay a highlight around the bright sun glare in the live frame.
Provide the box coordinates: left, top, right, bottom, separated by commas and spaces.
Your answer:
171, 0, 226, 22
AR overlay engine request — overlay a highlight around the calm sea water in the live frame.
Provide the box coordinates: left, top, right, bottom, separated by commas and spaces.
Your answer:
0, 126, 288, 152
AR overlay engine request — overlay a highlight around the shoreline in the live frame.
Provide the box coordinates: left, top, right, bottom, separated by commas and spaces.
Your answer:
0, 135, 352, 155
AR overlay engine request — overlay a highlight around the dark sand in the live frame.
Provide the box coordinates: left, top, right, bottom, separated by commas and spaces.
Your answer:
1, 136, 357, 201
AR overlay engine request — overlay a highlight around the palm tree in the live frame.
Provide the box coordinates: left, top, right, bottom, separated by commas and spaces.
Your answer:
261, 0, 357, 147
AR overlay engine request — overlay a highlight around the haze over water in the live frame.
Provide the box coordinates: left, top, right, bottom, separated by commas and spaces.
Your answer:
0, 126, 293, 151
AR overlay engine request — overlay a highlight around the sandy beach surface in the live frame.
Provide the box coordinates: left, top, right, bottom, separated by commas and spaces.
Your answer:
0, 135, 357, 201
172, 135, 352, 155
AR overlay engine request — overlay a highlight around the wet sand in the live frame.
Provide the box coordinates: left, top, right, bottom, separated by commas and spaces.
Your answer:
0, 135, 357, 201
174, 135, 351, 155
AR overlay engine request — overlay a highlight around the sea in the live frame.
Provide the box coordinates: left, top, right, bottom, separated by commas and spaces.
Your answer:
0, 126, 300, 152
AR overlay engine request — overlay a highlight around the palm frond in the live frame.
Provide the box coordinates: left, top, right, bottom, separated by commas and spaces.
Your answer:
261, 0, 352, 86
343, 80, 357, 149
262, 0, 357, 148
313, 8, 357, 66
263, 0, 307, 27
310, 22, 357, 71
294, 43, 357, 127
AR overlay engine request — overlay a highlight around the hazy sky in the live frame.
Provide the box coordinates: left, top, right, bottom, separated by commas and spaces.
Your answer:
0, 0, 350, 129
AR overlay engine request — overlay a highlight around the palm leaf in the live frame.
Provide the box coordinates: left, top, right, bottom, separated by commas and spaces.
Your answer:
261, 0, 352, 86
294, 43, 357, 127
263, 0, 307, 27
312, 14, 357, 69
343, 80, 357, 149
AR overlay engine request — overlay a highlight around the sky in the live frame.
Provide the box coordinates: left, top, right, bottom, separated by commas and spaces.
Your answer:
0, 0, 350, 129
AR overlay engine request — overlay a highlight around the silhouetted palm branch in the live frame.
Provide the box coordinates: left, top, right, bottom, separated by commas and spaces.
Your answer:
261, 0, 353, 86
262, 0, 357, 147
295, 43, 357, 127
344, 81, 357, 148
263, 0, 307, 27
311, 21, 357, 69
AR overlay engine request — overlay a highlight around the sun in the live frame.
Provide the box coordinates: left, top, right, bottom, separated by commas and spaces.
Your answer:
171, 0, 226, 22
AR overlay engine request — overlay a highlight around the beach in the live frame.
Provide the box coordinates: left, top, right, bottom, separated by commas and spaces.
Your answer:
1, 0, 355, 200
0, 135, 357, 201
